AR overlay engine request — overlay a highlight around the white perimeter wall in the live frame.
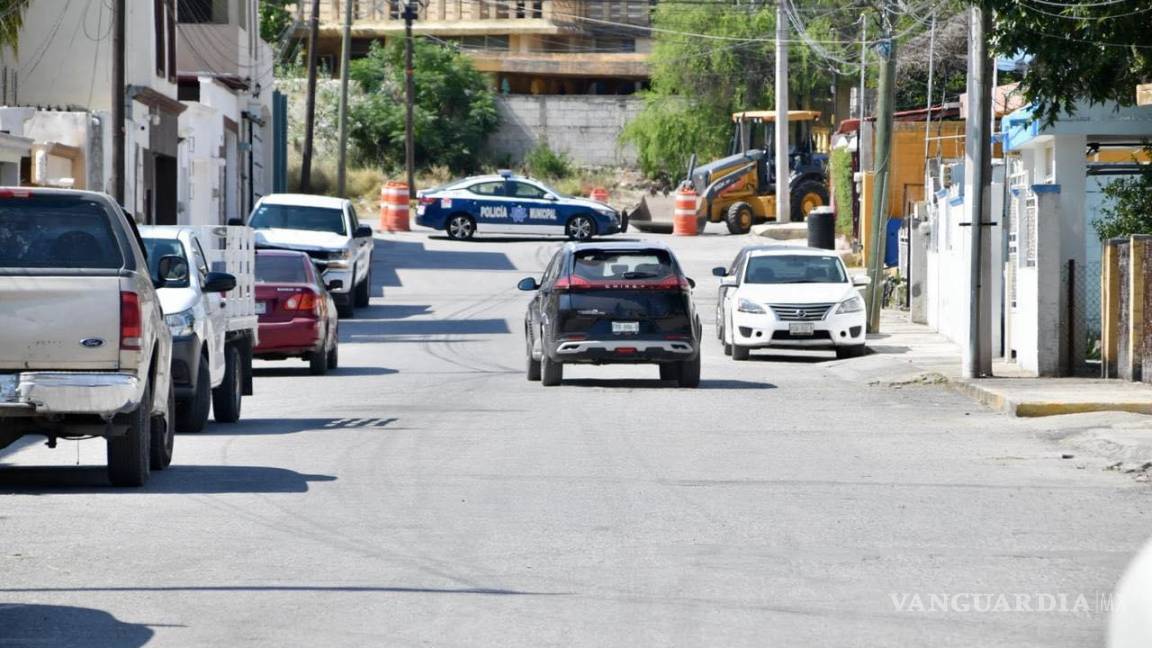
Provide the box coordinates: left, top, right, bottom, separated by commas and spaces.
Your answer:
487, 95, 643, 167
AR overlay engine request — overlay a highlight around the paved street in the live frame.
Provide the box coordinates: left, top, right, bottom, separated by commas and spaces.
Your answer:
2, 230, 1150, 647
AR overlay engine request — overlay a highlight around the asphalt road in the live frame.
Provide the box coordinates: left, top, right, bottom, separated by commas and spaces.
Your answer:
2, 227, 1149, 647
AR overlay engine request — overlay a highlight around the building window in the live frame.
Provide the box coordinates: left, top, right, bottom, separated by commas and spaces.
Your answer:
179, 0, 223, 23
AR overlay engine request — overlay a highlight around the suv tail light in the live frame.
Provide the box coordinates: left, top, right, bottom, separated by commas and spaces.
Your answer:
120, 291, 142, 350
554, 274, 689, 291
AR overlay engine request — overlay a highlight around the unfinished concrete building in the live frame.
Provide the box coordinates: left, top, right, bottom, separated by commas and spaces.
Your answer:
292, 0, 652, 94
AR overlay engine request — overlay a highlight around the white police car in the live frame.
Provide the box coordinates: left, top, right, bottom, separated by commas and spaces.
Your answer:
415, 171, 624, 241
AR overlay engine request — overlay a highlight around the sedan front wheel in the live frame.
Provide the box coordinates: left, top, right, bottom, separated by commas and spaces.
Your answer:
447, 214, 476, 240
566, 215, 596, 241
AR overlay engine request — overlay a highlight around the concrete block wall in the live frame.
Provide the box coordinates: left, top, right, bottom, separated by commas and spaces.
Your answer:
487, 95, 644, 168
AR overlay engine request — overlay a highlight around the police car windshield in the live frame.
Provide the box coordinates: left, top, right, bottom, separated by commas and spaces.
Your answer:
249, 204, 347, 236
744, 254, 846, 284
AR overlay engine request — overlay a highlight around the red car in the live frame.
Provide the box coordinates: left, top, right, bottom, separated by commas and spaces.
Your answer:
254, 250, 340, 375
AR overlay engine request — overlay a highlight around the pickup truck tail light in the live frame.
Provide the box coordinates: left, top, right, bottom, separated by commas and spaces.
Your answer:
120, 291, 142, 350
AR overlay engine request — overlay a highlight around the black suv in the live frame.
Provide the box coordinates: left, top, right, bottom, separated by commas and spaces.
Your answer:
518, 241, 702, 387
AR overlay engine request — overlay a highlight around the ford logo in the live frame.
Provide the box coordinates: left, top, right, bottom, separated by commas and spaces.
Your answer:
80, 338, 105, 348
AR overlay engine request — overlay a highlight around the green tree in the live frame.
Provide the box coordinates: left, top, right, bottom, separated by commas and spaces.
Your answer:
980, 0, 1152, 126
348, 39, 498, 173
0, 0, 31, 52
1093, 148, 1152, 240
259, 0, 292, 45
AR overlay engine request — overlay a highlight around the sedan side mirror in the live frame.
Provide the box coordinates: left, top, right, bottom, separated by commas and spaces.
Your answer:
156, 255, 188, 287
852, 274, 871, 287
711, 266, 727, 277
544, 193, 558, 201
226, 217, 245, 227
354, 225, 374, 238
203, 271, 237, 294
517, 277, 540, 291
686, 277, 696, 289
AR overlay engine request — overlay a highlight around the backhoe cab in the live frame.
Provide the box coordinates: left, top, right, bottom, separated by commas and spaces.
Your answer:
688, 110, 829, 234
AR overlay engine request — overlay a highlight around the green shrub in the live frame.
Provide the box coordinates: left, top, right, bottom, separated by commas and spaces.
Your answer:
828, 147, 855, 238
523, 140, 572, 180
1093, 146, 1152, 240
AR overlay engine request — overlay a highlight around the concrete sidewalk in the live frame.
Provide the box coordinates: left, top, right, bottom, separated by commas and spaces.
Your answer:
863, 310, 1152, 469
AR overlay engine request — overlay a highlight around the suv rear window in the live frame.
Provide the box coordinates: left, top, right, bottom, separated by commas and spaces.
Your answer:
255, 254, 311, 284
571, 249, 675, 282
0, 196, 124, 270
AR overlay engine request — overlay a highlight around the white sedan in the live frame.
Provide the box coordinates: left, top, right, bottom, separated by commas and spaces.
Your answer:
714, 247, 869, 360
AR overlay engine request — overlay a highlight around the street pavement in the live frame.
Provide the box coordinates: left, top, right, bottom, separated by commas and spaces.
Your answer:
2, 228, 1150, 647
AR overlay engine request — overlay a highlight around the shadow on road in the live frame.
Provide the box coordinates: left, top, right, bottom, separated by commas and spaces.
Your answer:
370, 239, 516, 288
0, 584, 566, 597
0, 604, 155, 647
197, 417, 399, 436
0, 465, 336, 494
561, 378, 774, 390
425, 235, 646, 244
344, 319, 510, 337
252, 365, 399, 377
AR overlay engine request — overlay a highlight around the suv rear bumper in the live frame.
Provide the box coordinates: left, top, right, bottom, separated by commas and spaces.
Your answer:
0, 372, 142, 418
551, 339, 696, 364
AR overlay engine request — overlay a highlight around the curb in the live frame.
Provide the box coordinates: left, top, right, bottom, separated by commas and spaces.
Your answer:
950, 380, 1152, 417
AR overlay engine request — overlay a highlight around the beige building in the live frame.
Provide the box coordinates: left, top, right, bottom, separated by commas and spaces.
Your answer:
293, 0, 652, 94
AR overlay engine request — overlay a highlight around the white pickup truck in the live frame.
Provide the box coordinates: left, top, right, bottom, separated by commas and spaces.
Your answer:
140, 226, 258, 433
0, 188, 175, 486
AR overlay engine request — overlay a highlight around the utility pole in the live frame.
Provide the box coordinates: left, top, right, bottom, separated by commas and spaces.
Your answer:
336, 0, 353, 196
962, 6, 994, 378
403, 0, 418, 198
774, 0, 790, 223
865, 25, 896, 333
857, 15, 866, 122
300, 0, 321, 192
111, 0, 125, 205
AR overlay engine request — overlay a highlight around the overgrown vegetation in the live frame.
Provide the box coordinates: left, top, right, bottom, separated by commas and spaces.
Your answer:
348, 40, 498, 173
522, 140, 572, 180
1092, 147, 1152, 241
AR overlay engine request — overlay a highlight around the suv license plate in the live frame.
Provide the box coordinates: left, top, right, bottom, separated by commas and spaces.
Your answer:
789, 322, 815, 336
0, 375, 18, 403
612, 321, 640, 334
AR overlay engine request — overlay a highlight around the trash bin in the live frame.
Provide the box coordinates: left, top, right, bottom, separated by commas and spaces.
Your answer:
807, 206, 835, 250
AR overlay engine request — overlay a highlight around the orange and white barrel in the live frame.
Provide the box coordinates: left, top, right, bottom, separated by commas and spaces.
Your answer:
589, 186, 609, 204
381, 182, 410, 232
673, 184, 699, 236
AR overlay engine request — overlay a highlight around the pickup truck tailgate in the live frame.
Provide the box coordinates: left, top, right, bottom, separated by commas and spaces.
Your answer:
0, 276, 122, 370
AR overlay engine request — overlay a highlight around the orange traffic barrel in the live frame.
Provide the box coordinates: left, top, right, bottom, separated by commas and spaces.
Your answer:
589, 186, 609, 204
673, 184, 698, 236
381, 182, 410, 232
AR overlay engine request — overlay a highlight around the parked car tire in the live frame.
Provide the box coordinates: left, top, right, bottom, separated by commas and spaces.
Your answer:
725, 202, 755, 235
176, 358, 211, 433
107, 379, 152, 487
447, 214, 476, 240
526, 335, 541, 381
354, 268, 371, 308
565, 215, 596, 241
309, 345, 330, 375
212, 344, 242, 423
337, 302, 355, 318
835, 344, 866, 359
732, 344, 751, 361
150, 379, 175, 470
723, 342, 733, 356
326, 335, 339, 370
677, 355, 701, 388
541, 354, 563, 386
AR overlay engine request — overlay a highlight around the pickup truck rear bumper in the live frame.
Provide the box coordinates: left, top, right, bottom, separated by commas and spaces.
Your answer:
0, 372, 142, 418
